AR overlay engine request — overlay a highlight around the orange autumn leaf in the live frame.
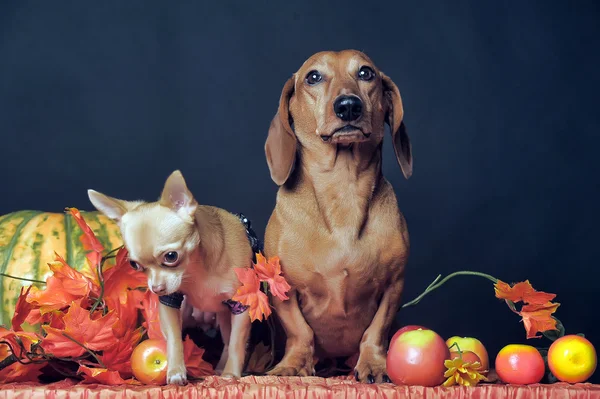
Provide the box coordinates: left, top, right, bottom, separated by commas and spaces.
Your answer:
109, 290, 145, 339
103, 248, 147, 307
520, 302, 560, 339
253, 253, 291, 301
0, 327, 41, 356
41, 300, 118, 358
231, 268, 271, 322
12, 286, 34, 332
26, 253, 99, 314
183, 336, 214, 377
78, 365, 140, 385
67, 207, 105, 255
140, 290, 163, 340
0, 360, 45, 384
494, 280, 556, 305
100, 327, 144, 377
0, 335, 45, 384
25, 309, 65, 330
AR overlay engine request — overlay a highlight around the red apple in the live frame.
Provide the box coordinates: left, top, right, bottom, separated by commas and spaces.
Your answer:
495, 344, 545, 385
387, 328, 450, 386
131, 339, 169, 385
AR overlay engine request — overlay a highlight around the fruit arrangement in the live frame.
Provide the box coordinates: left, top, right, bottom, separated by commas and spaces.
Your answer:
386, 326, 597, 387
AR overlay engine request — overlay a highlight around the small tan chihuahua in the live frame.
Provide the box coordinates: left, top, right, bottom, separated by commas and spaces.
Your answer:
88, 170, 257, 385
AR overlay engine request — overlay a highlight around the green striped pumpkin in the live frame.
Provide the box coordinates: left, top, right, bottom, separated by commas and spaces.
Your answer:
0, 210, 122, 326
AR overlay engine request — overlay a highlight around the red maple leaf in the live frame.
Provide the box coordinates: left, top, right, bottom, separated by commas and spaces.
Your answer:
78, 365, 140, 385
12, 286, 35, 332
100, 327, 144, 377
103, 247, 147, 307
183, 336, 214, 378
25, 309, 65, 330
41, 300, 118, 358
231, 268, 271, 322
519, 302, 560, 339
108, 290, 145, 339
140, 291, 163, 340
494, 280, 556, 305
253, 253, 291, 301
0, 354, 45, 384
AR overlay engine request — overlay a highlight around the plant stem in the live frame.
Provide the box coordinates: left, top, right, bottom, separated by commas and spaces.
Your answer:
402, 271, 498, 308
0, 273, 46, 284
0, 353, 18, 370
89, 258, 107, 314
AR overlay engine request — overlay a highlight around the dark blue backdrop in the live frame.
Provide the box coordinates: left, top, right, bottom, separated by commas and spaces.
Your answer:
1, 0, 598, 383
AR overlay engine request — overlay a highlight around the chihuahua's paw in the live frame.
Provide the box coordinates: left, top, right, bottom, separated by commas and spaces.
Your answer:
267, 352, 315, 377
354, 350, 390, 384
167, 367, 188, 385
220, 372, 240, 379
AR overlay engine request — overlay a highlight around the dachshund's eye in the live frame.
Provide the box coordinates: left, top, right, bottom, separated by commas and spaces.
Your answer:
306, 70, 322, 85
129, 261, 142, 271
358, 66, 375, 81
163, 251, 179, 266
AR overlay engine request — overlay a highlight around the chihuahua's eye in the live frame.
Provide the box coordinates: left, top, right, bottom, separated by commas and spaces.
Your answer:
129, 261, 141, 271
358, 66, 375, 82
163, 251, 179, 266
305, 70, 322, 85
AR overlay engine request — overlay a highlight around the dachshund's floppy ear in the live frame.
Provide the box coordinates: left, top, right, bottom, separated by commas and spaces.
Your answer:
265, 76, 297, 186
382, 73, 413, 179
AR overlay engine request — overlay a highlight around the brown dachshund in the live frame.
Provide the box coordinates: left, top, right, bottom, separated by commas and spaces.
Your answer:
263, 50, 413, 383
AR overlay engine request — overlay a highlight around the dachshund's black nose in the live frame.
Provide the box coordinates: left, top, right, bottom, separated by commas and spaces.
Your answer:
334, 95, 363, 121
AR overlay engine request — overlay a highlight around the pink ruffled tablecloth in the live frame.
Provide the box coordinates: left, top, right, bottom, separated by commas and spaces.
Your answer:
1, 376, 598, 399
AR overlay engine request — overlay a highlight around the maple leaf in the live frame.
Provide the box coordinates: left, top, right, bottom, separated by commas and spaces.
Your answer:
140, 290, 163, 340
103, 247, 147, 307
0, 328, 41, 357
231, 268, 271, 322
183, 336, 214, 377
25, 309, 65, 331
494, 280, 556, 305
12, 286, 35, 332
253, 254, 291, 301
26, 253, 99, 314
0, 336, 45, 383
66, 207, 105, 258
78, 365, 140, 385
41, 300, 118, 358
108, 290, 145, 339
100, 327, 144, 377
519, 302, 560, 339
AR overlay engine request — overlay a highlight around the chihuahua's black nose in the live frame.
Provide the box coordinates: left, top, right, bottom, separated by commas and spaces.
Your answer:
334, 95, 363, 121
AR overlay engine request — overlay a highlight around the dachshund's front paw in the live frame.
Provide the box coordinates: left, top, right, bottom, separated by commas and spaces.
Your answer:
167, 365, 188, 385
267, 350, 315, 377
354, 349, 389, 384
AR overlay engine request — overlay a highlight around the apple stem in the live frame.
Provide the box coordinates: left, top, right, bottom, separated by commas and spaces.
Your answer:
448, 342, 463, 359
402, 271, 498, 308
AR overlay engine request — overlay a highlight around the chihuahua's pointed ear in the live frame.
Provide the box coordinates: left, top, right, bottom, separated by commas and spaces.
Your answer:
87, 190, 130, 222
265, 75, 297, 186
160, 170, 198, 222
382, 72, 413, 179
